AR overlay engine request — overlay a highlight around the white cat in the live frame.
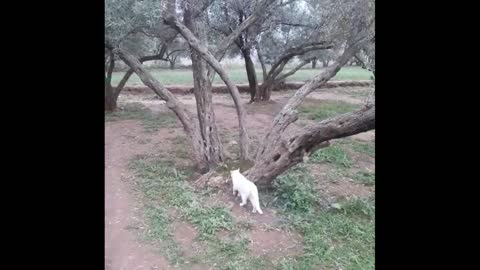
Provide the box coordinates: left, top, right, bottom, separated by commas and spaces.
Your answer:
230, 169, 263, 214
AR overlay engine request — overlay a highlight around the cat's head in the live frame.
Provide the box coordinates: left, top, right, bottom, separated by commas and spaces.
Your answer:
230, 168, 240, 176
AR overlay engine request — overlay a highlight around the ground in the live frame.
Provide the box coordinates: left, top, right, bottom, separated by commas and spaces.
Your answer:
105, 85, 375, 270
111, 66, 372, 87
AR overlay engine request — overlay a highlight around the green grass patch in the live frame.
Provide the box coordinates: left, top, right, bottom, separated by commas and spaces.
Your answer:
129, 156, 270, 269
105, 102, 177, 132
130, 157, 234, 237
310, 144, 353, 168
268, 166, 375, 270
299, 100, 361, 121
273, 164, 318, 213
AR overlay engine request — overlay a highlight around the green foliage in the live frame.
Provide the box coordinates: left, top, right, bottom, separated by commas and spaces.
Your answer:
105, 0, 162, 46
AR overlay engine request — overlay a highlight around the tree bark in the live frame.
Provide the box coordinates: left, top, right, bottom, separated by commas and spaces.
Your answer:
115, 48, 211, 172
183, 2, 225, 168
165, 15, 251, 161
322, 60, 328, 67
246, 103, 375, 186
311, 59, 317, 69
242, 48, 258, 102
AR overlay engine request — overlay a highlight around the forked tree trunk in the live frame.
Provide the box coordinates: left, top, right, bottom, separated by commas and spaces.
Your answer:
184, 3, 225, 168
254, 79, 276, 102
115, 48, 212, 172
242, 48, 258, 102
246, 104, 375, 186
165, 15, 251, 161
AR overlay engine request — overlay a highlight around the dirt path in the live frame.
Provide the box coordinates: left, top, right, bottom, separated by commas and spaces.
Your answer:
105, 121, 171, 270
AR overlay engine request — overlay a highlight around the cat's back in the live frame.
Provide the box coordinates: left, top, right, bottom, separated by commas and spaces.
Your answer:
235, 172, 257, 190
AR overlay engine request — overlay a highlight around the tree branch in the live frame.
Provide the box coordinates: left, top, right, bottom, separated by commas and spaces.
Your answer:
113, 52, 169, 96
212, 0, 277, 62
253, 38, 368, 160
276, 56, 317, 81
265, 42, 333, 82
246, 103, 375, 185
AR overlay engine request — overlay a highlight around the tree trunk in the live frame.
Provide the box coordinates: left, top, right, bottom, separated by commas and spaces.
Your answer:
105, 49, 116, 112
311, 59, 317, 69
169, 60, 175, 70
165, 15, 251, 161
322, 60, 328, 67
184, 1, 225, 168
242, 48, 258, 102
105, 90, 117, 111
115, 48, 211, 172
254, 79, 270, 102
248, 42, 367, 184
256, 45, 268, 82
246, 104, 375, 186
108, 48, 170, 111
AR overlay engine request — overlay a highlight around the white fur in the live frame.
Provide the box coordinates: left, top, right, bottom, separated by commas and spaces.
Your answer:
230, 169, 263, 214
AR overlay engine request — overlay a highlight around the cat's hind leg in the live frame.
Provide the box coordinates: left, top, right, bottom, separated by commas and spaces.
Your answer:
239, 192, 248, 207
249, 195, 257, 213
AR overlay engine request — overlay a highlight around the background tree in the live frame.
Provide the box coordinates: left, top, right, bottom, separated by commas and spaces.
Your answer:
105, 0, 181, 111
252, 0, 340, 101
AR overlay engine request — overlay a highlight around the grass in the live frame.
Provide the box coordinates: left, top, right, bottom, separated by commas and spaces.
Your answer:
127, 136, 374, 269
299, 100, 361, 121
272, 164, 318, 213
268, 165, 375, 270
111, 66, 372, 87
350, 140, 375, 158
352, 171, 375, 186
129, 156, 270, 269
105, 102, 177, 132
310, 143, 353, 168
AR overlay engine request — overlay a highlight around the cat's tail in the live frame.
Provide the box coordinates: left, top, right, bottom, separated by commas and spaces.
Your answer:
252, 190, 263, 214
